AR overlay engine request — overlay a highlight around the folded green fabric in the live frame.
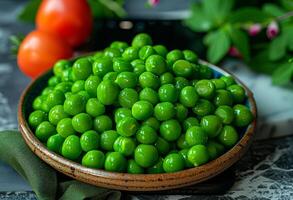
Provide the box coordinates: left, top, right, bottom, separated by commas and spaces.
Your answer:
0, 130, 122, 200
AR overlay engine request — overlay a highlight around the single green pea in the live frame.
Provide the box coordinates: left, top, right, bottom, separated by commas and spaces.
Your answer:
100, 130, 119, 151
103, 72, 118, 82
153, 45, 168, 57
92, 57, 113, 77
139, 87, 159, 105
35, 121, 55, 142
139, 72, 160, 89
71, 80, 85, 93
183, 117, 199, 132
60, 68, 73, 82
48, 105, 69, 125
192, 99, 215, 117
136, 125, 158, 144
227, 84, 245, 103
104, 152, 127, 172
132, 33, 153, 48
72, 58, 92, 80
44, 90, 65, 110
163, 153, 185, 173
154, 102, 175, 121
211, 79, 226, 90
177, 134, 190, 149
56, 118, 75, 138
82, 150, 105, 169
93, 115, 113, 133
80, 130, 100, 152
41, 99, 51, 113
206, 141, 219, 160
65, 92, 73, 99
110, 41, 129, 53
173, 60, 193, 77
33, 96, 43, 110
158, 84, 178, 103
84, 75, 101, 97
92, 51, 104, 60
174, 77, 189, 91
117, 117, 138, 137
160, 119, 181, 142
72, 113, 92, 133
145, 55, 167, 75
63, 94, 86, 115
187, 145, 209, 167
185, 126, 208, 146
113, 58, 132, 72
131, 100, 153, 120
42, 87, 54, 96
77, 91, 90, 103
139, 45, 156, 60
183, 50, 198, 63
127, 159, 144, 174
200, 115, 222, 138
179, 86, 199, 107
214, 89, 233, 107
215, 105, 234, 124
154, 137, 170, 155
122, 46, 139, 61
175, 103, 188, 122
114, 108, 132, 123
134, 144, 158, 168
217, 125, 239, 148
104, 47, 121, 58
61, 135, 82, 160
29, 110, 47, 129
86, 98, 105, 117
54, 82, 73, 93
160, 72, 174, 85
53, 60, 71, 77
166, 49, 184, 65
142, 117, 160, 131
118, 88, 138, 108
179, 149, 193, 168
195, 80, 215, 99
113, 136, 136, 156
233, 104, 253, 127
97, 80, 119, 105
115, 72, 137, 89
209, 140, 225, 156
133, 64, 146, 75
47, 134, 64, 153
220, 76, 236, 87
199, 64, 213, 79
48, 76, 61, 87
146, 158, 164, 174
131, 59, 144, 67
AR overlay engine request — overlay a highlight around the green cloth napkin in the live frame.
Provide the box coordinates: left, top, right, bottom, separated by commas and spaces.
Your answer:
0, 130, 122, 200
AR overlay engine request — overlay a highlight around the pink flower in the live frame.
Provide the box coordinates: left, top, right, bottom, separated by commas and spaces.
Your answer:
228, 47, 242, 58
148, 0, 160, 7
248, 24, 262, 36
266, 21, 279, 39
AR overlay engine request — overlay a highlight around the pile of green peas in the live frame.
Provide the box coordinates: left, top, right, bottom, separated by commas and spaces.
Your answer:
28, 33, 254, 174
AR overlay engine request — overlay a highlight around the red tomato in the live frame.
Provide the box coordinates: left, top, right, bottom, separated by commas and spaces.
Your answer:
36, 0, 93, 47
17, 30, 73, 78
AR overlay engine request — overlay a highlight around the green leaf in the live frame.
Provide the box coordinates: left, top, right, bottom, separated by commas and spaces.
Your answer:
207, 29, 230, 63
249, 49, 277, 75
88, 0, 126, 18
17, 0, 41, 23
272, 62, 293, 85
229, 7, 271, 23
269, 35, 287, 61
283, 25, 293, 51
203, 31, 219, 46
262, 3, 285, 17
228, 27, 250, 61
280, 0, 293, 11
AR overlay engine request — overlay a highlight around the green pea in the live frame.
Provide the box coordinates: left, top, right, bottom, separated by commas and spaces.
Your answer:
220, 76, 236, 87
233, 104, 253, 127
179, 86, 199, 107
113, 136, 136, 156
187, 145, 209, 167
200, 115, 222, 138
61, 135, 82, 160
206, 141, 219, 160
61, 68, 73, 82
104, 47, 121, 58
92, 51, 104, 59
163, 153, 185, 173
48, 76, 61, 87
93, 115, 112, 133
183, 49, 198, 63
53, 60, 71, 77
173, 60, 193, 77
139, 72, 160, 89
84, 75, 101, 97
158, 84, 178, 103
147, 158, 164, 174
179, 149, 193, 168
104, 152, 127, 172
86, 98, 105, 117
48, 105, 69, 125
139, 45, 156, 60
185, 126, 208, 146
211, 79, 226, 90
100, 130, 119, 151
134, 144, 158, 168
72, 58, 92, 80
175, 103, 188, 122
227, 84, 245, 103
142, 117, 160, 131
117, 117, 138, 137
115, 72, 137, 89
192, 99, 215, 117
54, 82, 72, 93
132, 33, 153, 48
82, 150, 105, 169
77, 91, 90, 102
118, 88, 138, 108
72, 113, 92, 133
183, 117, 199, 132
133, 64, 146, 75
153, 45, 168, 57
174, 77, 189, 91
103, 72, 118, 82
214, 89, 233, 107
199, 64, 213, 79
114, 108, 132, 123
35, 121, 55, 142
80, 130, 100, 152
139, 87, 159, 105
110, 41, 129, 52
209, 140, 225, 156
166, 49, 184, 65
57, 118, 75, 138
93, 57, 113, 77
97, 80, 119, 105
160, 72, 174, 85
145, 55, 167, 75
33, 96, 43, 110
154, 102, 175, 121
131, 59, 144, 67
131, 100, 153, 120
122, 46, 139, 61
63, 94, 85, 115
136, 125, 158, 144
190, 64, 201, 79
154, 137, 170, 155
47, 134, 64, 153
45, 90, 65, 110
113, 58, 132, 72
217, 125, 239, 148
195, 80, 215, 99
127, 159, 144, 174
29, 110, 47, 129
215, 105, 234, 124
177, 134, 190, 149
42, 87, 54, 96
160, 119, 181, 142
71, 80, 85, 93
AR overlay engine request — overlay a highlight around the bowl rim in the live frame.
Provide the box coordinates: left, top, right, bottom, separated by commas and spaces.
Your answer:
18, 59, 257, 191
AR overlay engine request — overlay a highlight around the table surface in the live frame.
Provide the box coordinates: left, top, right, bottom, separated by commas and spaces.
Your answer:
0, 1, 293, 200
